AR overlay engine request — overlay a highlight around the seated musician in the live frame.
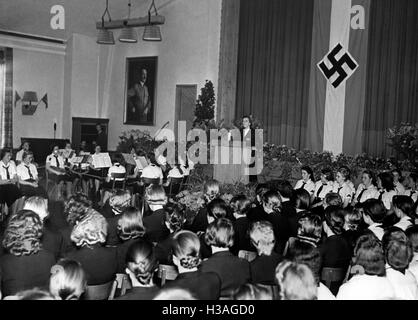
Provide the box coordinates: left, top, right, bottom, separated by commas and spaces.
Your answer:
15, 140, 30, 164
85, 145, 104, 197
0, 148, 22, 210
46, 145, 72, 200
61, 141, 80, 193
61, 141, 76, 165
141, 152, 163, 185
16, 151, 47, 198
163, 163, 185, 187
101, 154, 127, 205
78, 140, 90, 155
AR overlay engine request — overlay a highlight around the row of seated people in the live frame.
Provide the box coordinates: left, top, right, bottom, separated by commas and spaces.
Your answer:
1, 175, 418, 300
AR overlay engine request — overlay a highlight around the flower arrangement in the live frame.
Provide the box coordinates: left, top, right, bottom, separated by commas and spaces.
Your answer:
116, 129, 161, 156
387, 123, 418, 168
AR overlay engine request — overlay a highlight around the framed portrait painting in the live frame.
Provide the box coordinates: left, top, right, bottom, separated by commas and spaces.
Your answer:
124, 56, 158, 126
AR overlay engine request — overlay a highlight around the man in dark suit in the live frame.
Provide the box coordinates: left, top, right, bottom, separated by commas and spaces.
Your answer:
240, 116, 257, 183
143, 208, 170, 243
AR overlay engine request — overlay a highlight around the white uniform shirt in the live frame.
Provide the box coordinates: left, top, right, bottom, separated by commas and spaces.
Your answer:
408, 253, 418, 282
393, 216, 413, 231
46, 153, 65, 168
355, 184, 380, 203
378, 189, 397, 210
0, 160, 17, 180
107, 164, 126, 181
368, 223, 385, 241
386, 265, 418, 300
15, 149, 26, 163
317, 283, 336, 300
332, 182, 353, 204
141, 164, 163, 180
336, 274, 395, 300
16, 163, 38, 181
313, 181, 334, 200
295, 179, 316, 196
167, 166, 185, 179
395, 181, 406, 195
404, 189, 418, 203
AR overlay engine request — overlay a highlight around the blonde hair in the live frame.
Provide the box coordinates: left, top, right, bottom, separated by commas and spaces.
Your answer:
172, 230, 201, 269
249, 221, 275, 256
145, 185, 167, 206
275, 261, 317, 300
23, 196, 48, 221
153, 288, 196, 300
203, 179, 220, 202
109, 190, 132, 214
70, 210, 108, 247
49, 259, 87, 300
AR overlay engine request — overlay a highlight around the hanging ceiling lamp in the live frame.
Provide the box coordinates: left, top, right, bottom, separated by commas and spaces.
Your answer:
119, 0, 137, 43
97, 0, 115, 44
143, 0, 162, 41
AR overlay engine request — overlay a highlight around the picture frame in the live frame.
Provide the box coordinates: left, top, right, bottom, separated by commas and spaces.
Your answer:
124, 56, 158, 126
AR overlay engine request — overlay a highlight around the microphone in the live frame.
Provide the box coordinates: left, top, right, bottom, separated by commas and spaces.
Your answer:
53, 122, 57, 139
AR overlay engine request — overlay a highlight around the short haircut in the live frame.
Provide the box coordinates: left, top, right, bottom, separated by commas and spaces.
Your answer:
272, 180, 294, 199
275, 261, 317, 300
233, 283, 274, 300
297, 213, 322, 240
109, 189, 132, 213
378, 172, 395, 192
339, 166, 351, 180
49, 259, 87, 300
206, 198, 229, 220
291, 188, 311, 210
321, 168, 334, 182
324, 192, 343, 207
23, 196, 48, 220
205, 218, 235, 248
324, 206, 346, 235
230, 195, 252, 217
363, 199, 386, 223
406, 225, 418, 253
382, 229, 413, 272
0, 148, 11, 160
249, 221, 275, 256
203, 179, 220, 202
22, 151, 34, 161
262, 190, 282, 212
285, 240, 322, 285
117, 207, 146, 241
344, 207, 363, 231
64, 193, 92, 226
126, 239, 158, 285
301, 166, 314, 181
2, 210, 43, 256
70, 210, 108, 247
172, 230, 201, 269
164, 204, 186, 232
362, 170, 376, 185
392, 195, 414, 218
352, 233, 385, 276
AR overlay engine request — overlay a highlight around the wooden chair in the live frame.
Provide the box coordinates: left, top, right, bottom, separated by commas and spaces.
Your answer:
157, 264, 178, 286
166, 177, 184, 198
84, 280, 117, 300
238, 250, 257, 262
321, 267, 346, 292
110, 172, 127, 191
113, 273, 132, 298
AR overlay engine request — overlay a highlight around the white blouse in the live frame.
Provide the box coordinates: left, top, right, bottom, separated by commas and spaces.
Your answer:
393, 216, 413, 231
404, 189, 418, 203
16, 163, 38, 181
141, 164, 163, 180
386, 265, 418, 300
378, 189, 397, 210
313, 181, 334, 200
46, 153, 65, 169
332, 182, 353, 203
354, 184, 380, 203
294, 179, 316, 196
0, 160, 17, 180
336, 274, 395, 300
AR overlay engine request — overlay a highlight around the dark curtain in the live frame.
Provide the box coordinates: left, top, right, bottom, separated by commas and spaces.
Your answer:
235, 0, 314, 149
363, 0, 418, 157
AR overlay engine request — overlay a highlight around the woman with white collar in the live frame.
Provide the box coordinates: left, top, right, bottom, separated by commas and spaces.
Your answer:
294, 166, 316, 197
141, 153, 163, 185
312, 168, 334, 207
392, 195, 414, 231
404, 173, 418, 203
377, 172, 398, 211
332, 167, 353, 208
353, 170, 380, 205
392, 169, 406, 195
0, 148, 22, 209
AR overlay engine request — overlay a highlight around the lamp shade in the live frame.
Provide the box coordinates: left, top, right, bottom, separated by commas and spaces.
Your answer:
143, 24, 162, 41
22, 91, 38, 103
97, 29, 115, 44
119, 27, 138, 43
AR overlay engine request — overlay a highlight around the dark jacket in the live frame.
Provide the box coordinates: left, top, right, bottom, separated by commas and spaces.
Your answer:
42, 227, 64, 260
66, 245, 117, 285
250, 252, 282, 285
200, 250, 251, 297
319, 234, 351, 270
116, 237, 144, 273
164, 270, 221, 300
0, 250, 56, 296
232, 217, 254, 255
143, 209, 169, 243
115, 286, 159, 300
154, 233, 175, 265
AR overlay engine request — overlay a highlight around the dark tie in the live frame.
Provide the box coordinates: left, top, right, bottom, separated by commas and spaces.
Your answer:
300, 182, 307, 190
317, 184, 326, 198
25, 165, 33, 180
337, 186, 343, 195
378, 191, 384, 201
3, 166, 10, 180
54, 155, 61, 168
357, 188, 366, 202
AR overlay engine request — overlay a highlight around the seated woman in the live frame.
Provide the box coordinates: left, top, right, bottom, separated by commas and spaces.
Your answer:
382, 229, 418, 300
0, 210, 56, 296
46, 145, 72, 200
392, 195, 414, 231
362, 199, 387, 241
392, 168, 406, 195
82, 145, 104, 199
116, 239, 160, 300
140, 153, 164, 185
49, 258, 87, 300
200, 218, 251, 298
247, 183, 270, 222
164, 230, 221, 300
0, 148, 22, 210
116, 207, 146, 272
337, 233, 395, 300
321, 206, 352, 271
377, 172, 398, 211
353, 170, 380, 205
231, 195, 254, 255
332, 167, 354, 208
155, 203, 186, 265
404, 173, 418, 203
16, 151, 47, 198
143, 185, 169, 243
15, 140, 30, 164
294, 166, 316, 197
100, 154, 127, 205
249, 221, 282, 285
287, 188, 311, 237
274, 261, 317, 300
311, 168, 334, 209
66, 210, 117, 285
342, 206, 364, 250
163, 163, 185, 189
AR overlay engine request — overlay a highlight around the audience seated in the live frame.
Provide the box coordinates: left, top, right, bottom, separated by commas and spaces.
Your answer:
16, 151, 47, 198
143, 185, 169, 243
49, 259, 87, 300
353, 170, 379, 205
247, 183, 270, 222
377, 172, 398, 211
230, 195, 254, 255
0, 148, 22, 211
232, 283, 275, 300
392, 195, 414, 231
294, 166, 316, 198
362, 199, 387, 241
284, 213, 322, 255
406, 226, 418, 281
332, 167, 354, 209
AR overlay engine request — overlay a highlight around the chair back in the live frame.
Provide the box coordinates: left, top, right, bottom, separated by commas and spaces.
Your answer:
85, 280, 117, 300
320, 267, 346, 290
168, 177, 184, 197
114, 273, 132, 297
157, 264, 178, 286
110, 172, 126, 180
141, 177, 161, 186
238, 250, 257, 262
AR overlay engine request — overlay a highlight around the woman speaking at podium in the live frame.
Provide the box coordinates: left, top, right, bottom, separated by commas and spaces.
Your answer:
240, 115, 257, 183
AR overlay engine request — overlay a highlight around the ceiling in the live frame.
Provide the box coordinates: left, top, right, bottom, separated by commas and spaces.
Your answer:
0, 0, 152, 40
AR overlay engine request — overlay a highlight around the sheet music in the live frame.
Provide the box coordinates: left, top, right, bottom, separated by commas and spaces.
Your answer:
121, 153, 137, 166
92, 153, 112, 169
135, 156, 148, 170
